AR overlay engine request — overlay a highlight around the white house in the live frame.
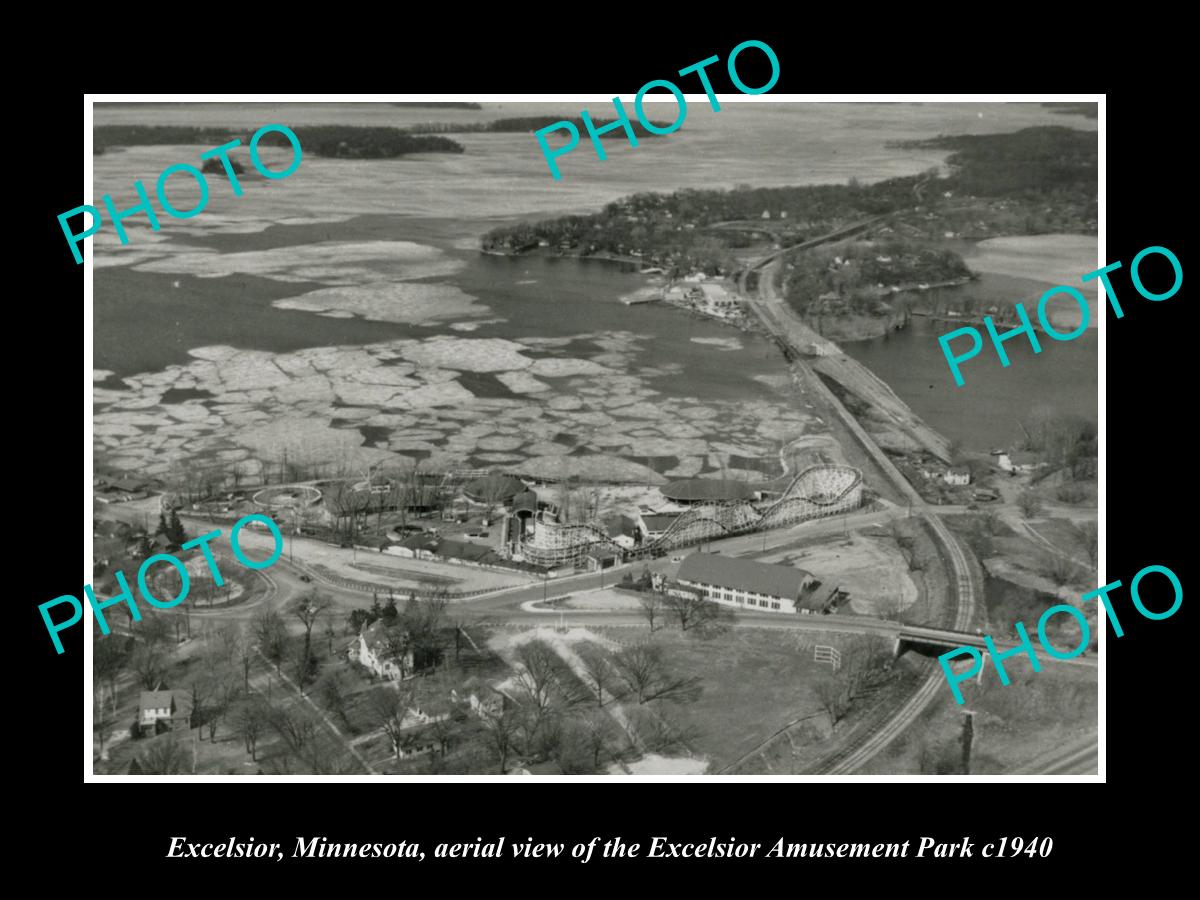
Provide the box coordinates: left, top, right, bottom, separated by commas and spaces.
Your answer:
944, 466, 971, 486
138, 690, 192, 732
997, 451, 1045, 475
350, 620, 416, 681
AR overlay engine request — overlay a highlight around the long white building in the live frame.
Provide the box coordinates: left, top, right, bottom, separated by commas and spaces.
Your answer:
676, 553, 826, 614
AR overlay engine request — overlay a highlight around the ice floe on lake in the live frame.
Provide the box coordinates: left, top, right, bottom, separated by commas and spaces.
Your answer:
94, 330, 834, 483
273, 282, 489, 325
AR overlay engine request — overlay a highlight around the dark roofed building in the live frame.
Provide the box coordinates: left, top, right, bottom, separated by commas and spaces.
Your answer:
637, 512, 680, 540
434, 539, 492, 564
391, 533, 440, 558
676, 553, 818, 614
605, 514, 639, 550
797, 582, 842, 614
660, 478, 758, 504
463, 473, 527, 505
512, 489, 538, 517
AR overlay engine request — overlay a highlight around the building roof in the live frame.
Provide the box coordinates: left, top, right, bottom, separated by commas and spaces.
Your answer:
798, 583, 839, 612
639, 513, 680, 532
463, 473, 526, 503
139, 690, 192, 718
435, 539, 492, 563
362, 620, 410, 656
948, 466, 970, 476
397, 533, 439, 551
140, 690, 174, 711
1009, 451, 1042, 465
512, 490, 538, 514
660, 478, 757, 503
605, 514, 638, 538
678, 553, 813, 599
106, 476, 149, 493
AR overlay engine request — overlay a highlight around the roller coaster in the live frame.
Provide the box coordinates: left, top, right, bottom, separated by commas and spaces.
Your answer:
520, 464, 863, 568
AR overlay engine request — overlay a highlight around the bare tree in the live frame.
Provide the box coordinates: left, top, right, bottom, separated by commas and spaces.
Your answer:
1017, 490, 1042, 519
251, 609, 288, 672
814, 678, 851, 727
234, 697, 268, 761
290, 590, 332, 681
322, 617, 338, 656
269, 706, 321, 754
513, 641, 564, 731
980, 509, 1003, 536
140, 614, 173, 650
662, 593, 720, 632
233, 623, 255, 693
479, 474, 512, 523
890, 519, 917, 567
138, 738, 188, 775
130, 645, 166, 690
638, 592, 663, 632
482, 704, 524, 774
206, 670, 242, 741
318, 672, 353, 730
1047, 554, 1081, 594
577, 645, 617, 706
1080, 520, 1099, 571
611, 645, 702, 705
93, 634, 128, 715
187, 674, 215, 739
627, 706, 698, 754
370, 684, 420, 763
578, 709, 611, 770
94, 697, 115, 762
817, 640, 887, 727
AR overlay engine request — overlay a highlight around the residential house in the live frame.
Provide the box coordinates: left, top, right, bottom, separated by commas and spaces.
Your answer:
351, 620, 417, 681
944, 466, 971, 486
997, 450, 1045, 475
138, 690, 192, 734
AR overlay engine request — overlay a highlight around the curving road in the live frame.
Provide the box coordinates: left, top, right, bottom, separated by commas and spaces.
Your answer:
740, 245, 985, 775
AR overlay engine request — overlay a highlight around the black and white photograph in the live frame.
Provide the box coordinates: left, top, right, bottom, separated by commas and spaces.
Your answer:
81, 95, 1101, 780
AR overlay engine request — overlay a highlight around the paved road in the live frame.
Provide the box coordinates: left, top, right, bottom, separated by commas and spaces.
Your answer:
740, 249, 986, 775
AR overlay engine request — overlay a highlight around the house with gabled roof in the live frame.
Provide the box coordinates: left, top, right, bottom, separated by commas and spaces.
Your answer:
138, 690, 192, 733
350, 620, 416, 681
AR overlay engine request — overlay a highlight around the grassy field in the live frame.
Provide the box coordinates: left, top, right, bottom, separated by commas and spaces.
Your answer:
857, 655, 1097, 775
590, 627, 895, 773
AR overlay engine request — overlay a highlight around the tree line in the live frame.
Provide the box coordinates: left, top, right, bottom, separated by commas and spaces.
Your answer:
94, 125, 465, 158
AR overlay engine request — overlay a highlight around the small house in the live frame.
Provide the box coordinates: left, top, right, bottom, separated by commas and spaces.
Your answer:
351, 621, 416, 681
138, 690, 192, 733
944, 466, 971, 486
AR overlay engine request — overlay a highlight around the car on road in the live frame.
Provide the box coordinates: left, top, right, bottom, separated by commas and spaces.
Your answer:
671, 555, 683, 562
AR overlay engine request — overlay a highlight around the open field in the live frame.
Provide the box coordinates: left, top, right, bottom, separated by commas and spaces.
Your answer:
593, 627, 880, 772
757, 530, 918, 616
856, 654, 1097, 775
